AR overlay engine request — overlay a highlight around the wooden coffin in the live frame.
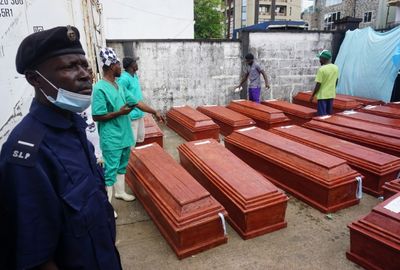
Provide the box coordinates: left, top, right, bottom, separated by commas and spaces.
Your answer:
347, 193, 400, 270
166, 105, 220, 141
224, 127, 361, 213
196, 105, 255, 136
336, 94, 384, 106
292, 91, 363, 112
386, 101, 400, 109
261, 99, 317, 125
359, 105, 400, 119
226, 99, 290, 129
304, 115, 400, 157
336, 110, 400, 130
178, 139, 288, 239
271, 125, 400, 197
382, 179, 400, 200
125, 143, 227, 259
136, 114, 164, 147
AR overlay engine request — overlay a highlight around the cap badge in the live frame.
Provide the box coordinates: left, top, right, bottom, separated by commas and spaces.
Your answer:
66, 25, 76, 42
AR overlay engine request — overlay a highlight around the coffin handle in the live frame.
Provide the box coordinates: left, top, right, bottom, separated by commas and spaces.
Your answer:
218, 212, 227, 236
356, 176, 363, 199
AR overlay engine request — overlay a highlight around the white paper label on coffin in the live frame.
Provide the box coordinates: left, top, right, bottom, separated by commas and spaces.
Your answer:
194, 140, 211, 145
342, 110, 358, 115
384, 197, 400, 214
238, 126, 257, 132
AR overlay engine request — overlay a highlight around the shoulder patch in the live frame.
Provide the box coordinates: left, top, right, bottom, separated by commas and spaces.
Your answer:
7, 118, 46, 167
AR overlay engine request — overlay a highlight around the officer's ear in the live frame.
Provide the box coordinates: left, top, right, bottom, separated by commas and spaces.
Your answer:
25, 69, 41, 88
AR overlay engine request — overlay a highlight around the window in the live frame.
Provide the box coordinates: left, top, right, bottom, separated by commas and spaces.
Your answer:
241, 0, 247, 27
325, 0, 342, 7
364, 11, 372, 23
289, 7, 292, 16
323, 11, 341, 30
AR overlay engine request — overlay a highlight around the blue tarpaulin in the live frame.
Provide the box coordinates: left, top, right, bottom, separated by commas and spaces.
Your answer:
335, 26, 400, 102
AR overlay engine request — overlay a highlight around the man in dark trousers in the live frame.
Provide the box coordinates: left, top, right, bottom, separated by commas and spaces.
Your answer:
0, 26, 122, 270
236, 53, 270, 103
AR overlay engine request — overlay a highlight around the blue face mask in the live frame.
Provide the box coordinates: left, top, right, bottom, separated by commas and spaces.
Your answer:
36, 71, 92, 113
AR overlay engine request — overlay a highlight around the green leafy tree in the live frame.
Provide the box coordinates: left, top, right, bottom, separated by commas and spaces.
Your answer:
194, 0, 225, 39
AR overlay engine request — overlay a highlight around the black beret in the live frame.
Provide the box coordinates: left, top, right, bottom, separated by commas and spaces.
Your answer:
15, 25, 85, 74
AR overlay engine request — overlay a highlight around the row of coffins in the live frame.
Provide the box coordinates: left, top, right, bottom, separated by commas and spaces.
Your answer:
132, 97, 400, 263
126, 140, 290, 258
270, 125, 400, 197
347, 193, 400, 270
135, 114, 164, 147
166, 101, 293, 141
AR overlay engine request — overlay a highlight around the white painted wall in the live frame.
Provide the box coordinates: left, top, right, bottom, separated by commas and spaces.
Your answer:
101, 0, 194, 39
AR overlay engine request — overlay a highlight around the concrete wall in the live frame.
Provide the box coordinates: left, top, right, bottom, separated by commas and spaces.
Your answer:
246, 31, 333, 101
101, 0, 194, 39
107, 40, 242, 112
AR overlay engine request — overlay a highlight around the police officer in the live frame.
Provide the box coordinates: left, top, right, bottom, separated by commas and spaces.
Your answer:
0, 26, 122, 270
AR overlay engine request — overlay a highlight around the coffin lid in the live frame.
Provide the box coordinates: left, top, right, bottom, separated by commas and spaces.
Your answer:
227, 100, 289, 122
179, 139, 284, 209
130, 143, 222, 223
167, 106, 219, 131
261, 100, 317, 118
227, 127, 356, 182
337, 111, 400, 129
313, 115, 400, 139
293, 91, 362, 109
272, 125, 400, 173
360, 105, 400, 119
362, 193, 400, 241
197, 106, 256, 127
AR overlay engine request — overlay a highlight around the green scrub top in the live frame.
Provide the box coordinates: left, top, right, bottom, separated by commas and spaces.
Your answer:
118, 71, 145, 120
92, 79, 138, 151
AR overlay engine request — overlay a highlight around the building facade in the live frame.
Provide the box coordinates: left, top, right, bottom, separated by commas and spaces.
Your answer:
302, 0, 399, 30
225, 0, 302, 37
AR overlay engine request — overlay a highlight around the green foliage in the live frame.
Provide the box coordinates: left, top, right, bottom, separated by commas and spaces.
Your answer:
194, 0, 225, 39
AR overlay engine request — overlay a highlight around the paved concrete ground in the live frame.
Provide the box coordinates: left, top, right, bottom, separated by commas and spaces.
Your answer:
113, 124, 379, 270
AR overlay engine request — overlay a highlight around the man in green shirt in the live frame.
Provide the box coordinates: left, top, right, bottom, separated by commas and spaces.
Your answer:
118, 57, 145, 146
92, 47, 162, 218
310, 50, 339, 116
